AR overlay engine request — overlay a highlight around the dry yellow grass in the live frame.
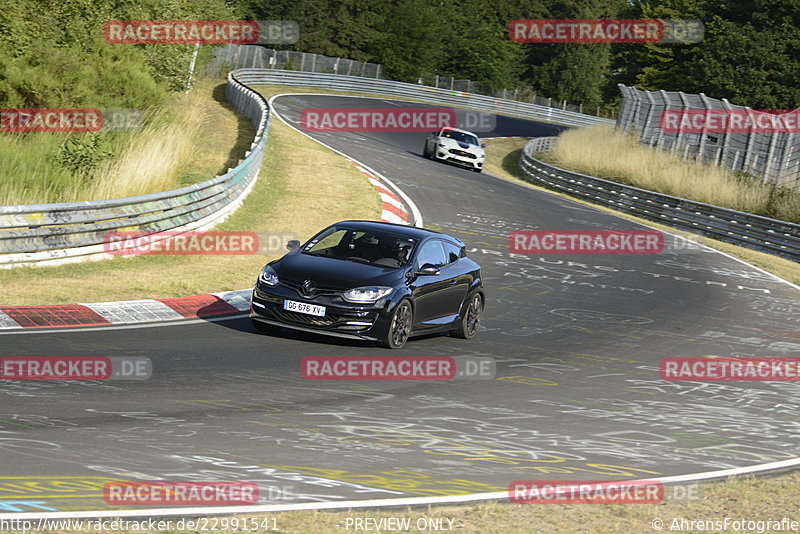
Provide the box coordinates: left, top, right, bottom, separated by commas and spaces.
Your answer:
74, 94, 206, 201
207, 472, 800, 534
546, 124, 794, 217
0, 84, 381, 305
0, 91, 207, 206
253, 472, 800, 534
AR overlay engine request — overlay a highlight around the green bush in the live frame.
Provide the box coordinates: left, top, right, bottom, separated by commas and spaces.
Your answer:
56, 133, 113, 175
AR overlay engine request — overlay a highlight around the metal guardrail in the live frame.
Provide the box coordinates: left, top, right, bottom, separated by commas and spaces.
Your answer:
520, 137, 800, 262
232, 69, 614, 128
209, 45, 383, 79
617, 85, 800, 190
0, 72, 269, 268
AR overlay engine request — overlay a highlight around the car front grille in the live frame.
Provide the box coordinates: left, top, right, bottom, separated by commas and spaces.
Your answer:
271, 307, 338, 327
280, 278, 339, 296
449, 149, 477, 159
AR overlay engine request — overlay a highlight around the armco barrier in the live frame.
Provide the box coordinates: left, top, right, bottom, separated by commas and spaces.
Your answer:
520, 137, 800, 262
0, 72, 268, 268
0, 68, 610, 268
232, 69, 614, 128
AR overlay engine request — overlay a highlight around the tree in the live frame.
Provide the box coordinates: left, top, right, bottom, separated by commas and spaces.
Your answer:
524, 0, 625, 107
367, 0, 444, 82
436, 0, 526, 93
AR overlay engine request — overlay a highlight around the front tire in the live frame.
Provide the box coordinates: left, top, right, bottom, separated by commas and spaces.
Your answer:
451, 292, 483, 339
381, 300, 413, 349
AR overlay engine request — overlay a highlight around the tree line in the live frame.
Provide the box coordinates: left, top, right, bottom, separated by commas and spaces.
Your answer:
0, 0, 797, 113
243, 0, 800, 111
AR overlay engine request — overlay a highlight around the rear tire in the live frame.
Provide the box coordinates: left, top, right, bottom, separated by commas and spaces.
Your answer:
381, 300, 413, 349
451, 292, 483, 339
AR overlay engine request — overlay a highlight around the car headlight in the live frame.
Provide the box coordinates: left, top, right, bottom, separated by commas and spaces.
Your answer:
342, 286, 394, 303
258, 265, 279, 287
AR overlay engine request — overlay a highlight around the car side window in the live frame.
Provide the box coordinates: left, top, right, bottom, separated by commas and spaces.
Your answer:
442, 241, 462, 264
416, 240, 448, 269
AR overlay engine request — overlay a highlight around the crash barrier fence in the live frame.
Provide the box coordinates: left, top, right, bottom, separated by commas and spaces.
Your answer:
209, 44, 382, 79
210, 45, 614, 119
521, 137, 800, 262
617, 84, 800, 190
231, 68, 614, 128
0, 72, 269, 268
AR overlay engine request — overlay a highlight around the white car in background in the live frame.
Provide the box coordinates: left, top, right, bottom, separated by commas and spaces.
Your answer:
423, 126, 486, 172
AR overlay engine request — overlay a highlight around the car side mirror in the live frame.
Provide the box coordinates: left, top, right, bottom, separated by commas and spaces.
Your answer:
481, 143, 486, 148
417, 263, 440, 276
286, 239, 301, 251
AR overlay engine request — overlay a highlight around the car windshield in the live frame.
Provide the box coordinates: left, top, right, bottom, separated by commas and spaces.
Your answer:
302, 226, 418, 268
441, 130, 479, 146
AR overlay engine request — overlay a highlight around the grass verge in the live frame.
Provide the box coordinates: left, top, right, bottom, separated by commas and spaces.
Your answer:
0, 83, 381, 305
2, 472, 795, 533
483, 137, 800, 286
228, 471, 800, 534
539, 124, 800, 223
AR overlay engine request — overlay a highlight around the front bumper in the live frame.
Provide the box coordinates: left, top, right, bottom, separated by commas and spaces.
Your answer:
249, 283, 393, 341
435, 148, 484, 170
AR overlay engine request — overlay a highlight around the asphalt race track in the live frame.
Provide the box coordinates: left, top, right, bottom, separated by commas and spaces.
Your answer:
1, 94, 799, 514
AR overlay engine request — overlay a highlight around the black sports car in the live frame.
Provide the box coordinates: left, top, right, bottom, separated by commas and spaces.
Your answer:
250, 220, 484, 348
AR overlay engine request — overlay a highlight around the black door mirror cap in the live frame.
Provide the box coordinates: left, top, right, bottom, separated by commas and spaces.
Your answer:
417, 263, 440, 275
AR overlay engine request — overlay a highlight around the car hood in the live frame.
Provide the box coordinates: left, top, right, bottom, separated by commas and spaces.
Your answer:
274, 252, 403, 289
438, 137, 485, 155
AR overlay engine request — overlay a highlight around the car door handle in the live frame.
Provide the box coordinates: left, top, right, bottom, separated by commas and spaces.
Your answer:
448, 280, 457, 286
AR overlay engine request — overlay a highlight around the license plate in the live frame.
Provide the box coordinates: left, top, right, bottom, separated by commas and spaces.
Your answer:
284, 299, 326, 317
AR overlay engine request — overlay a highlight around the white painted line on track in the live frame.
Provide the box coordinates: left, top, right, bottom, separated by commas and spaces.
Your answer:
4, 457, 800, 520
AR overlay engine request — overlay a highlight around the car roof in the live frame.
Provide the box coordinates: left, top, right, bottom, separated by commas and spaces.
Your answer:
327, 220, 465, 246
